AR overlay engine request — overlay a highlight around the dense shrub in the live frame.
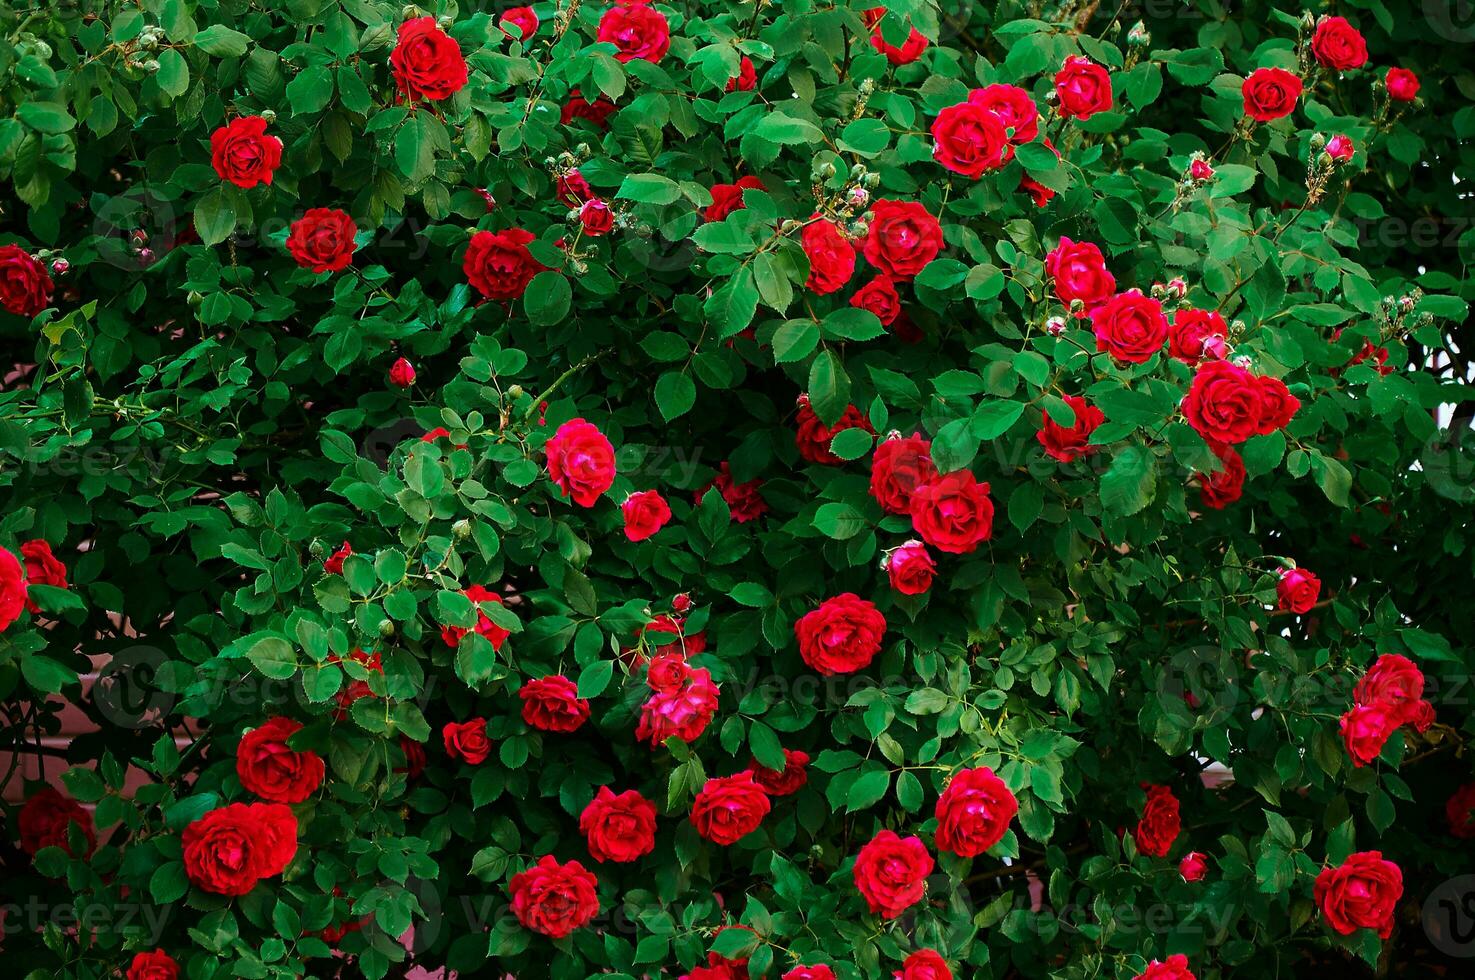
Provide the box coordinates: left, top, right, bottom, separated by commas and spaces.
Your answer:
2, 1, 1474, 979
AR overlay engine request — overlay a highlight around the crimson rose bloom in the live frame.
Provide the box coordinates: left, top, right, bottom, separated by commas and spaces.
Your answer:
580, 786, 658, 862
508, 855, 600, 937
1446, 783, 1475, 839
783, 968, 836, 980
749, 748, 810, 796
1133, 784, 1180, 857
1135, 954, 1197, 980
851, 275, 902, 325
871, 435, 937, 515
556, 169, 593, 207
210, 115, 282, 189
1276, 568, 1321, 614
863, 200, 942, 281
935, 766, 1018, 858
579, 200, 615, 237
641, 614, 707, 658
520, 675, 591, 732
636, 666, 720, 746
499, 6, 540, 39
690, 771, 772, 844
795, 395, 875, 465
399, 736, 427, 779
622, 489, 671, 541
1311, 16, 1367, 70
443, 719, 491, 764
802, 218, 856, 294
0, 546, 27, 630
1315, 851, 1403, 938
0, 244, 54, 317
1355, 653, 1428, 721
1045, 236, 1115, 315
646, 652, 688, 692
546, 417, 616, 506
705, 176, 765, 222
390, 17, 468, 102
794, 593, 887, 675
1242, 68, 1302, 122
1168, 308, 1228, 364
126, 950, 179, 980
1180, 851, 1209, 882
236, 716, 325, 803
853, 830, 933, 919
286, 208, 357, 273
1385, 67, 1420, 102
20, 539, 67, 613
1093, 290, 1168, 363
697, 461, 768, 522
1255, 375, 1300, 433
562, 90, 618, 127
440, 584, 511, 650
1054, 56, 1112, 119
1036, 395, 1105, 463
910, 470, 994, 554
463, 228, 546, 300
1183, 360, 1265, 444
1197, 443, 1245, 510
323, 541, 352, 575
727, 55, 757, 92
1340, 702, 1400, 766
930, 99, 1009, 178
895, 949, 952, 980
597, 0, 670, 64
18, 787, 95, 856
972, 83, 1039, 143
866, 9, 928, 66
388, 357, 416, 388
183, 802, 297, 896
886, 540, 936, 596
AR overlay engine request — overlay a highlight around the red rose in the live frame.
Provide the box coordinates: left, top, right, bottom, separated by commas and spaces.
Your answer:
641, 614, 707, 658
646, 653, 689, 692
851, 275, 903, 325
1036, 394, 1105, 463
126, 950, 179, 980
783, 967, 836, 980
440, 584, 512, 650
1135, 954, 1197, 980
1311, 16, 1367, 71
1242, 68, 1302, 122
795, 395, 875, 465
866, 10, 929, 66
1447, 783, 1475, 839
935, 766, 1018, 858
390, 17, 468, 102
1355, 653, 1428, 722
1183, 360, 1265, 444
1276, 568, 1321, 614
329, 648, 382, 714
18, 787, 95, 856
1255, 376, 1300, 433
910, 470, 993, 554
597, 0, 670, 64
580, 786, 658, 862
1093, 290, 1168, 363
690, 771, 771, 844
398, 736, 427, 779
930, 99, 1009, 178
183, 802, 297, 896
886, 540, 936, 596
853, 830, 932, 919
802, 218, 856, 294
749, 748, 810, 796
871, 435, 937, 515
1045, 237, 1115, 315
520, 674, 591, 732
863, 200, 942, 281
794, 593, 887, 675
727, 56, 757, 93
696, 461, 768, 522
1325, 134, 1354, 162
1168, 308, 1228, 364
209, 116, 282, 189
1315, 851, 1402, 938
323, 541, 352, 575
972, 83, 1039, 143
443, 719, 492, 764
0, 244, 54, 317
895, 949, 952, 980
1197, 442, 1245, 510
562, 90, 619, 127
388, 357, 416, 388
1385, 67, 1420, 102
19, 539, 67, 613
499, 6, 540, 39
1133, 784, 1180, 857
508, 854, 600, 937
1340, 703, 1400, 766
621, 490, 672, 541
286, 208, 357, 273
1180, 852, 1209, 882
236, 716, 325, 803
463, 228, 546, 300
636, 666, 720, 746
546, 417, 616, 506
579, 199, 615, 236
0, 546, 25, 631
705, 176, 765, 222
557, 169, 593, 207
1054, 56, 1112, 119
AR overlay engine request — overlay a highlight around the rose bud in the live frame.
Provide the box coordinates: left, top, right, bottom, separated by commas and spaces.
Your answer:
1180, 851, 1209, 882
477, 188, 496, 211
50, 257, 70, 276
389, 357, 416, 388
1189, 158, 1215, 181
579, 199, 615, 237
672, 592, 692, 613
1325, 134, 1354, 162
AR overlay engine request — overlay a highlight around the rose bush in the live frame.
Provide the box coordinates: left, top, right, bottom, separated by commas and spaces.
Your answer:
1, 1, 1474, 979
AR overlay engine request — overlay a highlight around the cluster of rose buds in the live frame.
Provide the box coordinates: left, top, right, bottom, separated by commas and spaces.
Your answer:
1125, 22, 1151, 69
1304, 133, 1352, 204
1151, 278, 1189, 302
1374, 288, 1433, 333
129, 228, 154, 267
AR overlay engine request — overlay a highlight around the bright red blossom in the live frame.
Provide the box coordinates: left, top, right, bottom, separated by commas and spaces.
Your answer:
286, 208, 357, 273
508, 855, 600, 937
1134, 784, 1181, 857
210, 116, 282, 189
909, 470, 994, 554
1315, 851, 1402, 938
622, 489, 672, 541
546, 418, 616, 507
853, 830, 933, 919
443, 719, 492, 764
580, 786, 658, 862
236, 716, 325, 803
520, 675, 591, 732
1036, 395, 1106, 463
794, 593, 887, 675
390, 17, 468, 102
863, 200, 942, 281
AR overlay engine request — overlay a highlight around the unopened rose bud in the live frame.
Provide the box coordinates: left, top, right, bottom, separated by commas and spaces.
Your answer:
1127, 22, 1150, 46
1069, 298, 1085, 314
130, 228, 150, 247
863, 172, 880, 189
437, 15, 453, 29
477, 188, 496, 211
402, 5, 419, 18
1150, 282, 1166, 298
142, 59, 160, 73
186, 290, 203, 306
847, 186, 869, 208
818, 161, 837, 180
1046, 316, 1066, 336
378, 619, 396, 637
1233, 354, 1253, 369
452, 519, 472, 539
1317, 151, 1334, 169
672, 593, 692, 613
1399, 295, 1415, 314
136, 248, 154, 265
1189, 158, 1214, 181
389, 357, 416, 388
1201, 335, 1228, 360
1167, 278, 1187, 299
1308, 132, 1326, 151
507, 384, 525, 398
50, 257, 69, 276
1325, 134, 1354, 163
1302, 12, 1317, 30
258, 109, 276, 124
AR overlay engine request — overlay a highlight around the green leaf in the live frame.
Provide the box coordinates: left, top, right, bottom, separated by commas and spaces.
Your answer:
655, 371, 696, 421
17, 102, 76, 134
246, 636, 298, 680
194, 24, 252, 57
524, 271, 571, 325
807, 350, 850, 425
1100, 445, 1157, 516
